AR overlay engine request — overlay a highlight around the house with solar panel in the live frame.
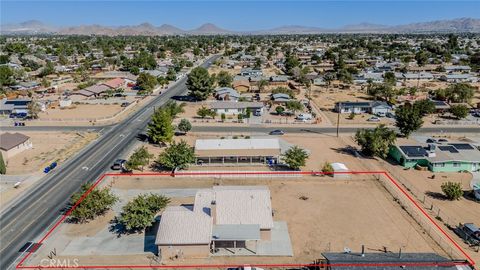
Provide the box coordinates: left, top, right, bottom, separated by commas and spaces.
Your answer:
389, 141, 480, 172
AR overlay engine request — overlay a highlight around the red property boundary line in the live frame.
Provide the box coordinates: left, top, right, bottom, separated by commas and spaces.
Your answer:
15, 171, 476, 269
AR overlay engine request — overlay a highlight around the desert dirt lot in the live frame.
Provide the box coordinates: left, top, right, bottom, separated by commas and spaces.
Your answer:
38, 104, 123, 120
0, 131, 98, 209
26, 175, 448, 267
4, 131, 98, 175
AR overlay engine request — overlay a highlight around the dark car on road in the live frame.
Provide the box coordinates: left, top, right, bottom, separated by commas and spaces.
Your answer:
111, 159, 127, 170
269, 129, 285, 135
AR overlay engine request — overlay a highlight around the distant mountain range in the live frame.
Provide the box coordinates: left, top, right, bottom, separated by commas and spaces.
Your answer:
2, 18, 480, 35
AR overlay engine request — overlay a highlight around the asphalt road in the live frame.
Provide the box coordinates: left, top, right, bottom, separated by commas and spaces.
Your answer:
191, 126, 480, 134
3, 124, 480, 134
0, 55, 220, 270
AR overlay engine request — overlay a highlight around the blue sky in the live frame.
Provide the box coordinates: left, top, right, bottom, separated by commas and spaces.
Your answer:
2, 1, 480, 30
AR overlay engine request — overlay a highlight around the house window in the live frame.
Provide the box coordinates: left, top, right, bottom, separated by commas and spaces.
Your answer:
435, 163, 445, 167
453, 162, 460, 167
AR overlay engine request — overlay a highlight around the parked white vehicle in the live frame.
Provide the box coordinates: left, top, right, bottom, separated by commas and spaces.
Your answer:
367, 116, 381, 122
296, 113, 313, 121
376, 111, 386, 117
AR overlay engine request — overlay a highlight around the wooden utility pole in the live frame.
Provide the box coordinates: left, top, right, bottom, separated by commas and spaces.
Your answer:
336, 104, 341, 137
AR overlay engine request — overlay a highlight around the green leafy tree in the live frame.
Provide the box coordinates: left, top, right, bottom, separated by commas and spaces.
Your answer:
337, 69, 353, 84
449, 104, 469, 119
186, 67, 214, 100
27, 99, 41, 119
367, 83, 396, 102
118, 194, 170, 232
321, 162, 334, 174
164, 101, 186, 118
441, 182, 463, 200
0, 152, 6, 174
39, 61, 55, 77
395, 105, 423, 138
41, 77, 51, 88
355, 124, 397, 158
197, 106, 215, 119
444, 83, 475, 103
282, 146, 309, 170
272, 87, 295, 98
136, 72, 157, 94
286, 100, 304, 115
125, 146, 154, 171
415, 51, 429, 66
275, 106, 285, 115
157, 140, 195, 170
69, 184, 118, 223
177, 118, 192, 134
0, 66, 16, 88
384, 71, 396, 85
157, 76, 169, 88
0, 55, 9, 64
413, 99, 435, 116
284, 53, 300, 75
216, 70, 233, 87
147, 109, 174, 145
166, 68, 177, 81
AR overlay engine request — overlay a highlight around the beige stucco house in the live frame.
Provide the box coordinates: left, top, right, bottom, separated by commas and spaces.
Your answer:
0, 132, 32, 160
155, 186, 274, 260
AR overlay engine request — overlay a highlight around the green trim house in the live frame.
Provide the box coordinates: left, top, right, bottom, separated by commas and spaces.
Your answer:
389, 143, 480, 172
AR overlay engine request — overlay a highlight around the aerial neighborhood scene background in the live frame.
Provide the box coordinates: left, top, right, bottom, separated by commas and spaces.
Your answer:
0, 1, 480, 269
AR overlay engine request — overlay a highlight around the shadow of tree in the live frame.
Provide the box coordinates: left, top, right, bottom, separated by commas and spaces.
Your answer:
330, 146, 377, 160
425, 191, 448, 201
109, 217, 127, 238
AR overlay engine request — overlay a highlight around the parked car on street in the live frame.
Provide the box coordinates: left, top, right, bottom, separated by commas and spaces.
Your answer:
111, 159, 127, 170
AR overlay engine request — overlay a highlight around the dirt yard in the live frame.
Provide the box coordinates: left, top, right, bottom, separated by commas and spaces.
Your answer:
38, 104, 123, 120
0, 131, 98, 209
25, 175, 447, 267
4, 131, 98, 174
377, 157, 480, 264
